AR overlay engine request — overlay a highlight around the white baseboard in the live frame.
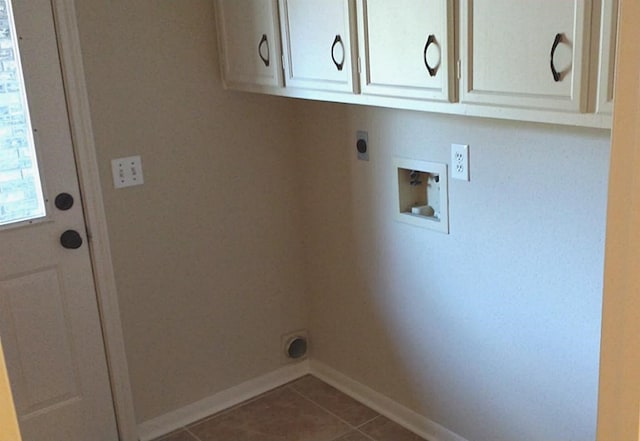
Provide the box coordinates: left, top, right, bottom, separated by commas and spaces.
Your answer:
137, 360, 310, 441
138, 358, 468, 441
308, 360, 470, 441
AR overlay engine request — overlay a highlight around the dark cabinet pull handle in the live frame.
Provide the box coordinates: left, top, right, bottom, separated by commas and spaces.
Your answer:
258, 34, 270, 67
550, 33, 563, 82
331, 35, 345, 71
423, 34, 438, 77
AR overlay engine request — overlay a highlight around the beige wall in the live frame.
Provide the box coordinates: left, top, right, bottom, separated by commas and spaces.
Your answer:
74, 1, 612, 440
74, 1, 308, 422
295, 101, 610, 441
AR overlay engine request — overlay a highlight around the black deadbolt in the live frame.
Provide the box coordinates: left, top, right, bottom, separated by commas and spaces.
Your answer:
356, 138, 367, 154
60, 230, 83, 249
55, 193, 74, 211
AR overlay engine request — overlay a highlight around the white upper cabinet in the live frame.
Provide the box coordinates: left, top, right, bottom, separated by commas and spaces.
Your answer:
459, 0, 591, 112
357, 0, 454, 102
213, 0, 615, 127
279, 0, 358, 93
596, 0, 618, 114
215, 0, 284, 89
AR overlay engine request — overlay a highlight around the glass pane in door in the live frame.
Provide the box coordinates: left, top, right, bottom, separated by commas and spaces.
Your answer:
0, 0, 45, 227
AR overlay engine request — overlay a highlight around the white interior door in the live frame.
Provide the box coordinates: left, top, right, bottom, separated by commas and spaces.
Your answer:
0, 1, 118, 440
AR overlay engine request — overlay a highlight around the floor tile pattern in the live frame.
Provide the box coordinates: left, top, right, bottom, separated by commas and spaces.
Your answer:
153, 375, 428, 441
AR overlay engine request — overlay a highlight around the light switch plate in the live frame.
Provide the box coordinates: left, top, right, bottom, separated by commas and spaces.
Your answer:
111, 155, 144, 189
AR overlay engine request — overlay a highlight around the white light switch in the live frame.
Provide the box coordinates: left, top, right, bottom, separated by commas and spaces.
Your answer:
111, 155, 144, 189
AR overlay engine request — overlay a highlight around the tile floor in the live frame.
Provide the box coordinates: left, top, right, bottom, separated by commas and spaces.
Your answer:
153, 375, 428, 441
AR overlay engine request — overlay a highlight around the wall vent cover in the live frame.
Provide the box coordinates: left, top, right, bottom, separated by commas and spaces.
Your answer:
282, 330, 309, 361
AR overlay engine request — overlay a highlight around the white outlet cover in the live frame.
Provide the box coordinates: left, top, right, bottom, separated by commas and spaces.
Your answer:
451, 144, 470, 181
111, 155, 144, 189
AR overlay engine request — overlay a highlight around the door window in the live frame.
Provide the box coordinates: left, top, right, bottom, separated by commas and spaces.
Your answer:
0, 0, 45, 227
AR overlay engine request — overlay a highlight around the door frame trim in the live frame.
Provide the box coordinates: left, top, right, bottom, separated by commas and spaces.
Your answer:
597, 0, 640, 439
49, 2, 138, 440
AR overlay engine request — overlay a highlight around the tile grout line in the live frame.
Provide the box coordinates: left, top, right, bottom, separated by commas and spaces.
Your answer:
354, 414, 382, 429
288, 377, 428, 441
184, 426, 203, 441
289, 376, 382, 433
181, 383, 290, 430
287, 385, 365, 429
154, 382, 308, 440
287, 384, 383, 440
154, 377, 424, 441
353, 429, 379, 441
294, 377, 429, 441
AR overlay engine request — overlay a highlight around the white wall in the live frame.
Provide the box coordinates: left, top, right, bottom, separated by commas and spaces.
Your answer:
74, 1, 308, 422
296, 101, 610, 441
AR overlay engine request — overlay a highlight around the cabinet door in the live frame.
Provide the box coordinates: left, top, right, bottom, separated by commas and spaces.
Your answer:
280, 0, 358, 93
460, 0, 591, 112
357, 0, 454, 102
596, 0, 618, 114
215, 0, 283, 89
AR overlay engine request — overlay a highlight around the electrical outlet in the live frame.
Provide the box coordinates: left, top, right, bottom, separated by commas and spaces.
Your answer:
451, 144, 470, 181
356, 130, 369, 161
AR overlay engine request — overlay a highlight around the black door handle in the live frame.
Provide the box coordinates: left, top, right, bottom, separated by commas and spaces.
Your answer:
60, 230, 83, 249
55, 193, 74, 210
